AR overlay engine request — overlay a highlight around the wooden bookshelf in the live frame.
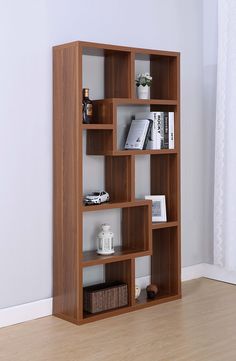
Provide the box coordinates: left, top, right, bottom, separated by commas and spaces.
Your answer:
53, 40, 181, 325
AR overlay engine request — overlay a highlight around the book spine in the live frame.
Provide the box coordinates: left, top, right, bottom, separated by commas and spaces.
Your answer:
168, 112, 175, 149
163, 112, 169, 149
160, 112, 165, 149
143, 120, 153, 149
156, 113, 162, 150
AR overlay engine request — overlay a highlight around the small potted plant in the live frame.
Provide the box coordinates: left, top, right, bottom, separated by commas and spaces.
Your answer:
136, 73, 152, 99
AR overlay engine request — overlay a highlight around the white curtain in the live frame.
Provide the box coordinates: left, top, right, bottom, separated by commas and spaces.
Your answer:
214, 0, 236, 270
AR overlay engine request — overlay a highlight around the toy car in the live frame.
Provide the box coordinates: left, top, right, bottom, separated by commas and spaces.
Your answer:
84, 191, 110, 205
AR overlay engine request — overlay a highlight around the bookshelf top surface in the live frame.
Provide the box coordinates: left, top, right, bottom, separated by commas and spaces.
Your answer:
53, 40, 180, 57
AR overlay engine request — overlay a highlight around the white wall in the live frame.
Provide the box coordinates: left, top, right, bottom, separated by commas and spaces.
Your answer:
202, 0, 218, 263
0, 0, 206, 308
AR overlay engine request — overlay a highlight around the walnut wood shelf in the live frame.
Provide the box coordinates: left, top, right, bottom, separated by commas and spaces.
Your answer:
82, 199, 151, 212
112, 149, 178, 156
82, 124, 114, 130
152, 221, 178, 230
53, 40, 181, 325
82, 246, 151, 267
133, 290, 180, 310
94, 98, 178, 105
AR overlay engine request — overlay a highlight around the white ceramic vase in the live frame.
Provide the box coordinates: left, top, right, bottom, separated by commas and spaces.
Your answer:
97, 224, 115, 255
137, 85, 150, 99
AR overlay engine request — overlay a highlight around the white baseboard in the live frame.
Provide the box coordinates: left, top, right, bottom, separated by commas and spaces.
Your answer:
181, 263, 205, 281
1, 263, 236, 329
203, 263, 236, 284
0, 298, 52, 329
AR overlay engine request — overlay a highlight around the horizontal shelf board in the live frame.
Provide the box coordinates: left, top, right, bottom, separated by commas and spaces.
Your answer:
134, 290, 180, 310
86, 149, 178, 156
113, 149, 178, 156
82, 246, 151, 266
82, 124, 113, 130
152, 221, 178, 230
82, 199, 150, 212
94, 98, 178, 106
82, 305, 131, 323
82, 292, 181, 323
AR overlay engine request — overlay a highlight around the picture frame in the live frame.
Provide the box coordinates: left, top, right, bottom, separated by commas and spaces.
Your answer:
145, 195, 167, 222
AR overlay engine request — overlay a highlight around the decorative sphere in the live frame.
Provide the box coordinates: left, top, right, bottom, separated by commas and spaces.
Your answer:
146, 284, 158, 299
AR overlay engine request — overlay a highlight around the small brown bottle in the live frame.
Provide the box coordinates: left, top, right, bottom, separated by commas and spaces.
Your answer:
82, 88, 93, 124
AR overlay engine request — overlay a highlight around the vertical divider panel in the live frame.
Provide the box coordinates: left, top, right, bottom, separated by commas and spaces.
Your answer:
130, 52, 135, 99
105, 260, 133, 306
130, 259, 136, 306
122, 204, 152, 252
112, 102, 117, 152
105, 50, 131, 98
105, 156, 133, 202
130, 155, 135, 201
150, 154, 178, 222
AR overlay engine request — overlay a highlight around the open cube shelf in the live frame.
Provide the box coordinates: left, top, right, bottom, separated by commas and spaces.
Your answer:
53, 40, 181, 325
83, 259, 133, 321
135, 53, 178, 100
82, 200, 152, 266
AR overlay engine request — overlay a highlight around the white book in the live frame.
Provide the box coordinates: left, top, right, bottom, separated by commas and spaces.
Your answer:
125, 119, 150, 150
168, 112, 175, 149
135, 112, 161, 150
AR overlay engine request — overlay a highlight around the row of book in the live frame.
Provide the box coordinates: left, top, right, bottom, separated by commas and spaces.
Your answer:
124, 112, 175, 150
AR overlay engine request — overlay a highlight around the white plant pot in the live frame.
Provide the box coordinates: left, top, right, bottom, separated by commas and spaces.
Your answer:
137, 85, 150, 99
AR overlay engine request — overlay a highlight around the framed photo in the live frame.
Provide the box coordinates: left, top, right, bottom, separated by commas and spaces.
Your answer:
145, 195, 167, 222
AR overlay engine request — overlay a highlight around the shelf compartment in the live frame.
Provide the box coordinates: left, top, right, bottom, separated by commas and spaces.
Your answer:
86, 129, 113, 155
82, 246, 150, 267
92, 100, 114, 124
83, 259, 133, 320
82, 201, 152, 257
151, 153, 179, 222
150, 55, 178, 100
152, 227, 180, 296
82, 46, 132, 100
105, 155, 133, 203
134, 289, 180, 310
134, 53, 179, 101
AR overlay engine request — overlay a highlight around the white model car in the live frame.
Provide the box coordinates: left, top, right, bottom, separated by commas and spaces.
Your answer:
84, 191, 110, 205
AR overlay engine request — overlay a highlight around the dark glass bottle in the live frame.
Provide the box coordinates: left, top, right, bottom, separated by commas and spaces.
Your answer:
82, 88, 93, 124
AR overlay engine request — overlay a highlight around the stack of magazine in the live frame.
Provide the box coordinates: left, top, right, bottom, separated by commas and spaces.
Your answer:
124, 112, 174, 150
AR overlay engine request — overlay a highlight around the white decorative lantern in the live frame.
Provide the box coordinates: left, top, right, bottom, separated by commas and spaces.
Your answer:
135, 285, 141, 299
97, 224, 114, 255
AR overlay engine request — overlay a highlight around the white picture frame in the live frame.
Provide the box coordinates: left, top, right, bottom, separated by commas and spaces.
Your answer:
145, 195, 167, 222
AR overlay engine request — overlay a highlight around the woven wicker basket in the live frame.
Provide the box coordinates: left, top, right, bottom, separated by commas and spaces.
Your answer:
83, 281, 128, 314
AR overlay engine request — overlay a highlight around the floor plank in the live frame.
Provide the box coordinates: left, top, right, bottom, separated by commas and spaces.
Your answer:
0, 278, 236, 361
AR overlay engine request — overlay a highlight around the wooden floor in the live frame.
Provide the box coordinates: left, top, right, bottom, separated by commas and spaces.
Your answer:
1, 278, 236, 361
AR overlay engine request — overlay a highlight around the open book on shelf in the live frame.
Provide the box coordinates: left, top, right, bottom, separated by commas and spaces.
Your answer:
124, 119, 152, 150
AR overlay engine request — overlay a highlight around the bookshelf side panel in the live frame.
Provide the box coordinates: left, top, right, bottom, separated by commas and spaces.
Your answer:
53, 44, 82, 321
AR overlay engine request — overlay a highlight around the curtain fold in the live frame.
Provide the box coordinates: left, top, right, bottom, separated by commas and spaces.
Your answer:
214, 0, 236, 270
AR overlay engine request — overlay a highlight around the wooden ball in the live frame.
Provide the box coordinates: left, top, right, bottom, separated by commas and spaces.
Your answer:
146, 284, 158, 299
